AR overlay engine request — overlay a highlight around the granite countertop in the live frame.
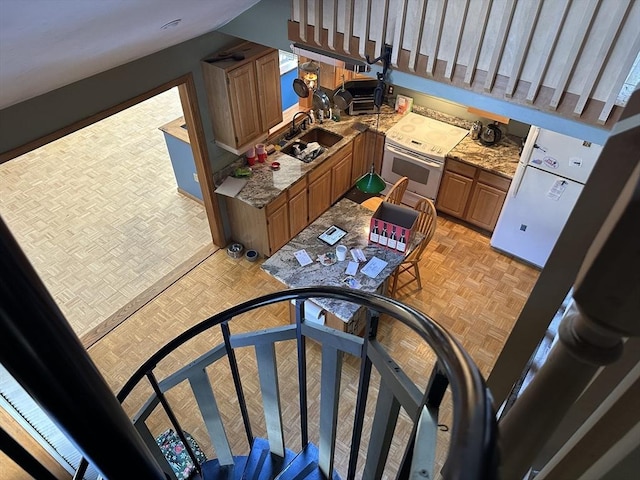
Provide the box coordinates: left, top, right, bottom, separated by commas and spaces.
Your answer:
261, 198, 423, 322
447, 135, 521, 178
411, 105, 522, 178
225, 105, 402, 209
216, 103, 523, 207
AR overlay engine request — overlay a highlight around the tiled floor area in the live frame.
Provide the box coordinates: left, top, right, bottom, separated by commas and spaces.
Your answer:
0, 87, 213, 340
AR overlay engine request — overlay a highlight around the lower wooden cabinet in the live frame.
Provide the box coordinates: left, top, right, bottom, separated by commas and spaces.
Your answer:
437, 158, 511, 232
330, 143, 354, 203
437, 171, 474, 218
308, 142, 353, 224
351, 132, 367, 184
288, 302, 366, 337
308, 168, 332, 224
467, 182, 507, 231
225, 137, 356, 257
288, 178, 308, 238
266, 194, 290, 256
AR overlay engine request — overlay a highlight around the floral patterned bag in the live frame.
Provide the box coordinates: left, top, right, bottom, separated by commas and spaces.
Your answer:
155, 428, 207, 479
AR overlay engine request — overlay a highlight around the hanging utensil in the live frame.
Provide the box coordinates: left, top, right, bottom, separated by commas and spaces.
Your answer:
313, 89, 331, 110
293, 78, 310, 98
333, 74, 353, 110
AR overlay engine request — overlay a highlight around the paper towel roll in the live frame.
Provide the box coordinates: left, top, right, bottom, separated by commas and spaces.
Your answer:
304, 300, 325, 325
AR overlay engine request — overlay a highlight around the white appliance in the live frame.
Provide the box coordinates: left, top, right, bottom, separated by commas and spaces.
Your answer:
490, 126, 603, 268
382, 112, 469, 205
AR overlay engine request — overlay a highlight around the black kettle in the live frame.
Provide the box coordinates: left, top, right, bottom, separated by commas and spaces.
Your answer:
479, 122, 502, 146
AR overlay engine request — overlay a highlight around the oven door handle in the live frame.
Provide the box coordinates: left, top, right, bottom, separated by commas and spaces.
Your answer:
385, 144, 443, 169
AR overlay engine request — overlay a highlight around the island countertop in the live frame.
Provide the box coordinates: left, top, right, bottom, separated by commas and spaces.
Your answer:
261, 198, 423, 322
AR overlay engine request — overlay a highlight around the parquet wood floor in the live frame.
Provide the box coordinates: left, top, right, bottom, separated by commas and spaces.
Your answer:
86, 213, 539, 478
0, 88, 213, 339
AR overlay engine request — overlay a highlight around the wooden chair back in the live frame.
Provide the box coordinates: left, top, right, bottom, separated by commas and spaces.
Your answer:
384, 176, 409, 205
409, 198, 437, 261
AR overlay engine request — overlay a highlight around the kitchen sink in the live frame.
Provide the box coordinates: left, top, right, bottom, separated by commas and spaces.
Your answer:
280, 128, 344, 162
297, 127, 343, 148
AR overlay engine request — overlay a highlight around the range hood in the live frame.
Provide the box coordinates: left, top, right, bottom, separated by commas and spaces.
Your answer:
290, 43, 371, 73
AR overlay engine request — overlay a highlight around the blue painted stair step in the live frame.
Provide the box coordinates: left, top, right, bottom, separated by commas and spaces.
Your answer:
275, 442, 341, 480
197, 438, 341, 480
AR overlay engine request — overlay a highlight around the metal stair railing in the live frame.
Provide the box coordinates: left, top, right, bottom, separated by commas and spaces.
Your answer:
67, 286, 497, 479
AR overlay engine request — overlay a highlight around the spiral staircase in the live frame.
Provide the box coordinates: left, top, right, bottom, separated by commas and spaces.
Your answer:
64, 287, 496, 480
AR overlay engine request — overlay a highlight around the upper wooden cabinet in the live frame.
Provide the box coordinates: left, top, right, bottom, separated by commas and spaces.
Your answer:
437, 158, 511, 232
202, 41, 282, 155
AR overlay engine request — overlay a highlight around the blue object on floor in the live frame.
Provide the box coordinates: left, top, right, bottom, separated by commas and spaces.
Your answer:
196, 438, 342, 480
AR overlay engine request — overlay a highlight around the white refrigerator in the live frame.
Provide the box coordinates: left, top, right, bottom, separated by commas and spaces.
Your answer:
490, 126, 602, 268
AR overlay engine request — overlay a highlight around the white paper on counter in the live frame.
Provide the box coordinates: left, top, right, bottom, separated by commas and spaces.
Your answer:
345, 261, 359, 276
214, 177, 248, 197
294, 249, 313, 266
361, 256, 388, 278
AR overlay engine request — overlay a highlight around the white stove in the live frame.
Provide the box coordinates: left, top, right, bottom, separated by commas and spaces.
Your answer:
381, 112, 468, 204
385, 112, 469, 159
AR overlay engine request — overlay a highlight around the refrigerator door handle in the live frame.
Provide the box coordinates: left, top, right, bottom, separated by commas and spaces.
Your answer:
511, 164, 527, 197
512, 126, 540, 197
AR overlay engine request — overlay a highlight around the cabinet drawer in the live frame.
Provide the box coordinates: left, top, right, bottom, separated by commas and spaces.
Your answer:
445, 158, 476, 178
265, 192, 287, 216
308, 154, 337, 183
288, 177, 307, 198
478, 170, 511, 191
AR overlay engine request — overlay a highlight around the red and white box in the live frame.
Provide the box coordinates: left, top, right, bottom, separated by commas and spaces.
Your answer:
368, 202, 418, 253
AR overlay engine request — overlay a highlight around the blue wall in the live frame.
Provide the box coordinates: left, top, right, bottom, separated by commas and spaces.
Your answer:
281, 69, 298, 111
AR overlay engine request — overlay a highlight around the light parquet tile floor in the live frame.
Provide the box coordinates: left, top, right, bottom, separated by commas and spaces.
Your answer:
86, 213, 539, 478
0, 87, 213, 340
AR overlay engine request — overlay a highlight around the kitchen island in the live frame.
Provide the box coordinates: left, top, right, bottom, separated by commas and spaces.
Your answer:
261, 198, 423, 335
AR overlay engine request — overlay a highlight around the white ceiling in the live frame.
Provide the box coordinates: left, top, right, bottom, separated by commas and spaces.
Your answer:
0, 0, 261, 110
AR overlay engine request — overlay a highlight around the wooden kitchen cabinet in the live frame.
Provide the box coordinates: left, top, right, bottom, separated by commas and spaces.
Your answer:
308, 168, 332, 224
467, 170, 510, 230
255, 51, 283, 133
351, 131, 367, 184
330, 143, 353, 203
288, 177, 308, 238
202, 41, 282, 154
351, 128, 384, 184
437, 171, 474, 217
224, 135, 358, 257
366, 129, 386, 175
266, 193, 290, 256
437, 158, 511, 232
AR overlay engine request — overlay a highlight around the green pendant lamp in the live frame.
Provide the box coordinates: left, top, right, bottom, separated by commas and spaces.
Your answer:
356, 105, 386, 194
356, 164, 386, 193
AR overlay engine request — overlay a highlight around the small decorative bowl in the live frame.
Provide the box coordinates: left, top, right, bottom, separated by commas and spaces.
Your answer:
227, 243, 244, 259
245, 249, 259, 262
270, 162, 280, 171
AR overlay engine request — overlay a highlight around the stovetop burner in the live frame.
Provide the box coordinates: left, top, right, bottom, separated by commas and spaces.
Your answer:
385, 112, 468, 158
